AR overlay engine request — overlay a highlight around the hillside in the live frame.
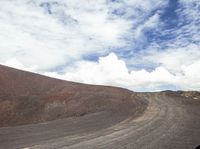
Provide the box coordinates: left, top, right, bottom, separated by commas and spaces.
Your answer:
0, 64, 147, 127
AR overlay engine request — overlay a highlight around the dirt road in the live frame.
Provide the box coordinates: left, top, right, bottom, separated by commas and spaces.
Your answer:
1, 92, 200, 149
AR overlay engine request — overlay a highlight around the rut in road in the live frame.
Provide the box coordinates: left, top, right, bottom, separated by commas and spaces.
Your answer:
28, 93, 200, 149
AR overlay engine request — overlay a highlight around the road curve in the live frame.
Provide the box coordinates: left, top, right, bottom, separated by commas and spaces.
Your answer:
0, 92, 200, 149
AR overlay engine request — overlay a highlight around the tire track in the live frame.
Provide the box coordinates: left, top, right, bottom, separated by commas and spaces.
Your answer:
1, 92, 200, 149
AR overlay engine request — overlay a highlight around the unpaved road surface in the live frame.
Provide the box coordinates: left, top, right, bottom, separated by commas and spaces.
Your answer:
1, 92, 200, 149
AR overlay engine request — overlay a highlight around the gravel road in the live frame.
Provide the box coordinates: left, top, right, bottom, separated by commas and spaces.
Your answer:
1, 92, 200, 149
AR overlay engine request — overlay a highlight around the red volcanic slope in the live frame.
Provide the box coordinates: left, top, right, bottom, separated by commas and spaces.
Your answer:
0, 64, 147, 127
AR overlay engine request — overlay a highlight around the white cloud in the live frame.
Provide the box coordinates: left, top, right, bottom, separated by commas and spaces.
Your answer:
136, 44, 200, 73
133, 13, 160, 43
124, 0, 200, 82
44, 53, 200, 91
0, 0, 167, 71
0, 0, 134, 71
45, 53, 130, 85
0, 0, 199, 91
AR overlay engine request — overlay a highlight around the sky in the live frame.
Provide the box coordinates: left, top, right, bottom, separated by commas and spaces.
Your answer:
0, 0, 200, 92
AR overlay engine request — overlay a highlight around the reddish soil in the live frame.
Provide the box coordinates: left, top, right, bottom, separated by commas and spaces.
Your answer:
0, 64, 147, 127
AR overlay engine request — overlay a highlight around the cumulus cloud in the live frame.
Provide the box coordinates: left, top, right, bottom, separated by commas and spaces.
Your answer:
44, 53, 200, 91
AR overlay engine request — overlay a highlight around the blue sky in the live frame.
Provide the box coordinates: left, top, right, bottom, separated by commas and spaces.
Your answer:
0, 0, 200, 91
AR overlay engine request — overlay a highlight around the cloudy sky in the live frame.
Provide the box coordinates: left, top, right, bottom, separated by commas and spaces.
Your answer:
0, 0, 200, 91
